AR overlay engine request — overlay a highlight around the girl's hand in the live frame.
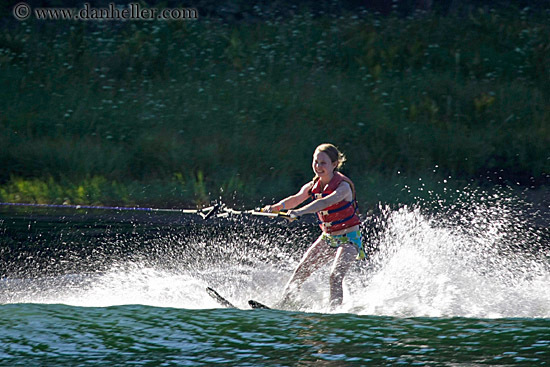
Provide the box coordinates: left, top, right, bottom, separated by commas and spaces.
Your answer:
262, 205, 280, 213
286, 209, 300, 220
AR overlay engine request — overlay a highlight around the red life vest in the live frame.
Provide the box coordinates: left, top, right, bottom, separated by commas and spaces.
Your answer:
309, 172, 360, 233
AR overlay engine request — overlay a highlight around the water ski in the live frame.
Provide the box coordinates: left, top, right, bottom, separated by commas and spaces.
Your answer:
206, 287, 236, 308
248, 299, 271, 309
207, 287, 271, 309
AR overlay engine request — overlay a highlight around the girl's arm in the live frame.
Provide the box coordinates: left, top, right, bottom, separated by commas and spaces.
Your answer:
266, 181, 313, 212
289, 182, 353, 217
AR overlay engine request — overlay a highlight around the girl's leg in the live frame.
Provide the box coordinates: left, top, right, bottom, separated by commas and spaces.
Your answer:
328, 241, 357, 308
280, 235, 333, 303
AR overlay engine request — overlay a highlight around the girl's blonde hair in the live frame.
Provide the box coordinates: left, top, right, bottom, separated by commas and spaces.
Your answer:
315, 143, 346, 171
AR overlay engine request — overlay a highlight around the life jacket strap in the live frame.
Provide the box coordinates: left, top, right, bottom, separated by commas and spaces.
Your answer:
319, 211, 357, 229
326, 212, 357, 227
326, 200, 353, 214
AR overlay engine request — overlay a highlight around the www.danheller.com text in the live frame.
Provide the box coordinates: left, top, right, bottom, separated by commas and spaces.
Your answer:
13, 2, 199, 21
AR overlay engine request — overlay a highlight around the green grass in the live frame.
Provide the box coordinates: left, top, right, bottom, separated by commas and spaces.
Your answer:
0, 6, 548, 209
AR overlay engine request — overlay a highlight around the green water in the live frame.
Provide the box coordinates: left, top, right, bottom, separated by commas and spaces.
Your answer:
1, 304, 549, 366
1, 194, 549, 366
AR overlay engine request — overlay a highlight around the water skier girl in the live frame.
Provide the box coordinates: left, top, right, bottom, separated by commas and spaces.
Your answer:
264, 143, 365, 309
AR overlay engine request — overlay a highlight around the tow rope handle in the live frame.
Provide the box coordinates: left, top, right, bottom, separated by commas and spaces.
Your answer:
253, 208, 300, 221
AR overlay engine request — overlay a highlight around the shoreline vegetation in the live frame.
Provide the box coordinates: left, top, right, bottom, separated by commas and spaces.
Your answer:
1, 2, 548, 210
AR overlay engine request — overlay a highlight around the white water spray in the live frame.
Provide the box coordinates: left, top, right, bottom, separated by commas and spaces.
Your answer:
2, 188, 548, 319
346, 195, 550, 318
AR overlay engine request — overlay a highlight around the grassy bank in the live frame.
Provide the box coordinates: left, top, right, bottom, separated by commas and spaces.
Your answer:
1, 6, 549, 208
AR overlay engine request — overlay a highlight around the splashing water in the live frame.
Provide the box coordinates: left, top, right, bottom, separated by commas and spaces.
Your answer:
347, 206, 549, 318
1, 187, 548, 319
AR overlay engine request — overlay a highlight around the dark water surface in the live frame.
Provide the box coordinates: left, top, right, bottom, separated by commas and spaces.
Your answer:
1, 303, 549, 366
